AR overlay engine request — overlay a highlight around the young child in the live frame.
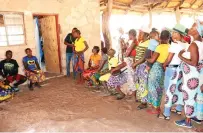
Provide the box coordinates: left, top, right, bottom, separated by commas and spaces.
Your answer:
83, 46, 101, 85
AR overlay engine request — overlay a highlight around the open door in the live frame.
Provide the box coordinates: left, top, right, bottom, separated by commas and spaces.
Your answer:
39, 16, 60, 73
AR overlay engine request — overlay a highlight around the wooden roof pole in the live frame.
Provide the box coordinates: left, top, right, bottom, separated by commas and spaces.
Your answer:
102, 0, 113, 49
148, 7, 152, 29
175, 7, 181, 24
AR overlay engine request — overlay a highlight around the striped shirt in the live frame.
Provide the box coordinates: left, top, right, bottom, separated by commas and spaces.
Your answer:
135, 40, 149, 61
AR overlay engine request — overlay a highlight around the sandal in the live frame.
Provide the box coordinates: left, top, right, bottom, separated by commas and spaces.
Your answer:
171, 109, 182, 115
137, 104, 147, 110
158, 113, 170, 120
116, 93, 125, 100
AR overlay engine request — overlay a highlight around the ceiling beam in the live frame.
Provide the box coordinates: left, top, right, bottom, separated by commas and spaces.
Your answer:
151, 2, 162, 9
175, 0, 185, 9
190, 0, 197, 8
113, 4, 147, 12
163, 0, 170, 8
113, 1, 129, 6
198, 1, 203, 9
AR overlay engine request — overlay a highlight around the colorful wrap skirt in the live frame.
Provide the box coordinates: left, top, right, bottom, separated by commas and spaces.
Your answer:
180, 61, 201, 118
90, 69, 109, 85
124, 58, 136, 92
25, 70, 45, 83
164, 66, 184, 108
107, 57, 133, 90
83, 67, 98, 80
73, 54, 85, 73
196, 61, 203, 120
147, 62, 164, 108
0, 85, 15, 101
134, 62, 148, 103
107, 71, 128, 89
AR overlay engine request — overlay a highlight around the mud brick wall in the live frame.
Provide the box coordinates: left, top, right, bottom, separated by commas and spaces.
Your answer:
0, 0, 100, 75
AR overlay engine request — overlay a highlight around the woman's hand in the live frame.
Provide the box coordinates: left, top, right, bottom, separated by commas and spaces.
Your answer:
111, 68, 119, 74
146, 65, 151, 71
178, 50, 185, 58
163, 64, 167, 71
132, 63, 138, 69
201, 85, 203, 93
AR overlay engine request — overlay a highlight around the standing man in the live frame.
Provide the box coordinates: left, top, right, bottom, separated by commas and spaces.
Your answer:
64, 27, 77, 78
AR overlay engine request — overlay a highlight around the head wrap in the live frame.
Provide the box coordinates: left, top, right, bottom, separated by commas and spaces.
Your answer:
196, 20, 203, 37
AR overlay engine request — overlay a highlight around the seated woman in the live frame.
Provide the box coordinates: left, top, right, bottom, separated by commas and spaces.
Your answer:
0, 50, 27, 92
83, 46, 101, 85
23, 48, 45, 91
146, 30, 170, 114
90, 47, 109, 86
99, 49, 118, 94
107, 29, 138, 100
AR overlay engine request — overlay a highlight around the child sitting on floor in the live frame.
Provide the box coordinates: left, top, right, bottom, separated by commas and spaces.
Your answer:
83, 46, 101, 85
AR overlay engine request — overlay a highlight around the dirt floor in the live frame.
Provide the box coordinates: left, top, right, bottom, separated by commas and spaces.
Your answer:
0, 76, 202, 132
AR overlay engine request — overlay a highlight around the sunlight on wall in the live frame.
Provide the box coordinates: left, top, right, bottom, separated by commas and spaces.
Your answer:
152, 13, 176, 30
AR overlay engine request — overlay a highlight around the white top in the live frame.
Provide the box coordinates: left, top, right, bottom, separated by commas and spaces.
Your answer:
182, 41, 203, 61
195, 41, 203, 61
169, 41, 189, 65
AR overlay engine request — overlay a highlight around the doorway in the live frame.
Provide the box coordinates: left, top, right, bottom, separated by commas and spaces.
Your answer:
33, 14, 61, 74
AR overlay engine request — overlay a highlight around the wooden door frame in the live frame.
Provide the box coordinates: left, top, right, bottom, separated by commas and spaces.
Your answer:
33, 13, 62, 73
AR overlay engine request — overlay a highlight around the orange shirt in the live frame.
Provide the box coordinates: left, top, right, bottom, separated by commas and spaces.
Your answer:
90, 54, 101, 67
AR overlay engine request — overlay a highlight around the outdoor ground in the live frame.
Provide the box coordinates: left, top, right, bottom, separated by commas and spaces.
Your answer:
0, 76, 202, 132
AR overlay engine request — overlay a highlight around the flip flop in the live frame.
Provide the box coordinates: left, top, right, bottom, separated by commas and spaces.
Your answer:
158, 113, 170, 120
171, 109, 182, 115
116, 93, 125, 100
137, 104, 147, 110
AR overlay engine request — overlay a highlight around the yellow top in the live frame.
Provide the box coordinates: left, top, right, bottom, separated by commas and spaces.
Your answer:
99, 56, 118, 82
108, 57, 118, 70
90, 54, 101, 67
139, 40, 150, 48
74, 37, 86, 52
155, 44, 170, 63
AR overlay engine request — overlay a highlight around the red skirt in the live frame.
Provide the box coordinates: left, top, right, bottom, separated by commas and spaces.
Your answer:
83, 68, 98, 80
